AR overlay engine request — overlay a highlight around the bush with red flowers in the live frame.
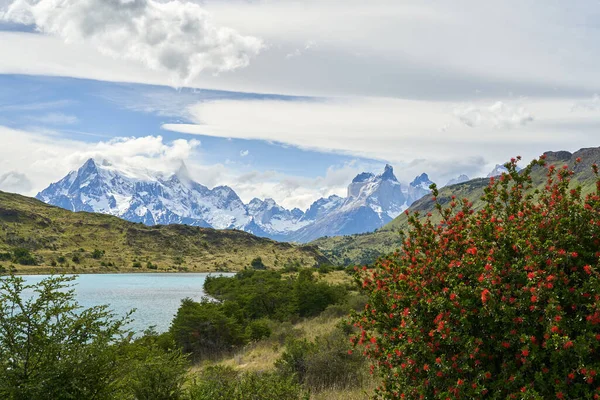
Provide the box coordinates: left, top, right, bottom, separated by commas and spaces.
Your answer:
352, 156, 600, 399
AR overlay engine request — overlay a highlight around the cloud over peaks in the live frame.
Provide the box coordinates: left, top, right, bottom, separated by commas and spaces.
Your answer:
1, 0, 263, 84
454, 101, 534, 129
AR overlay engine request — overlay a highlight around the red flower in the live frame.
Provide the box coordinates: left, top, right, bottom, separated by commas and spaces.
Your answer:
466, 247, 477, 255
563, 341, 574, 349
481, 289, 491, 304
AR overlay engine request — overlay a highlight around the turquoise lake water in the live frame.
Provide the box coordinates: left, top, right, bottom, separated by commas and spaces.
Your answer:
16, 273, 234, 333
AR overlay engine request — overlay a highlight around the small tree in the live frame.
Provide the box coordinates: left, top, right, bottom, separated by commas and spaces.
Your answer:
251, 257, 266, 270
353, 156, 600, 399
0, 275, 131, 399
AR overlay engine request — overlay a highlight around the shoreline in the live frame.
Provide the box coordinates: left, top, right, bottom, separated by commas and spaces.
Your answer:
5, 266, 236, 276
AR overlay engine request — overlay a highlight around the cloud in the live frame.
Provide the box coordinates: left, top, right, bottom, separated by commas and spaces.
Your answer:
572, 94, 600, 112
0, 126, 201, 194
30, 112, 78, 125
239, 149, 249, 157
1, 0, 263, 85
453, 101, 534, 129
0, 171, 32, 193
2, 1, 600, 98
162, 96, 600, 185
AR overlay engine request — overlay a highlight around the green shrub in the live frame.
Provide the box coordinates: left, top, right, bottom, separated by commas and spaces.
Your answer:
12, 248, 36, 265
132, 261, 142, 268
169, 298, 244, 361
147, 261, 158, 270
0, 275, 131, 399
188, 365, 305, 400
250, 256, 266, 270
0, 252, 11, 261
120, 332, 189, 400
71, 254, 80, 264
91, 249, 105, 259
57, 255, 66, 264
353, 157, 600, 399
245, 318, 272, 342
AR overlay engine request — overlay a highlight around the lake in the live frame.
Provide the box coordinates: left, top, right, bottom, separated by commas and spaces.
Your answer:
16, 273, 234, 333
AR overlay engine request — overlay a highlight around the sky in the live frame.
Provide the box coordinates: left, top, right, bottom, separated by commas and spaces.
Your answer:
1, 0, 600, 210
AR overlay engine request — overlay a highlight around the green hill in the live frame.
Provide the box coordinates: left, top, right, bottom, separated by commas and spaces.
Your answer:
314, 147, 600, 265
0, 191, 329, 274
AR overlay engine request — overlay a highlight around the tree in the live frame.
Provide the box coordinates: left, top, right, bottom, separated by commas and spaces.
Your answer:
352, 157, 600, 399
0, 275, 131, 399
169, 298, 244, 361
251, 256, 266, 270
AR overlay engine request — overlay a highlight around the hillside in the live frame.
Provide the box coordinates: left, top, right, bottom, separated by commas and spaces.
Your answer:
315, 147, 600, 265
0, 191, 329, 274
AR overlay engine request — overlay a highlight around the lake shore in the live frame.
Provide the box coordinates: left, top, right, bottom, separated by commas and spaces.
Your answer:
7, 265, 235, 276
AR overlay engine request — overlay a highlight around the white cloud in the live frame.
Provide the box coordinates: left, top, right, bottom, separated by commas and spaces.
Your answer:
0, 125, 359, 209
0, 127, 201, 194
1, 1, 600, 98
239, 149, 249, 157
162, 96, 600, 184
1, 0, 263, 85
453, 101, 534, 129
572, 94, 600, 112
30, 112, 79, 125
0, 171, 32, 193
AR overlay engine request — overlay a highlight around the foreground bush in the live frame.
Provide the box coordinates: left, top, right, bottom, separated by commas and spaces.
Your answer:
276, 327, 367, 392
353, 157, 600, 399
188, 365, 306, 400
0, 275, 189, 400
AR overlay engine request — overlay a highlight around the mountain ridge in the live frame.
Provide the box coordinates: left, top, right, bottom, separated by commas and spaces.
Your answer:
37, 160, 433, 243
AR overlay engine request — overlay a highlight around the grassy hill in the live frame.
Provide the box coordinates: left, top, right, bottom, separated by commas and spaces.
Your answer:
314, 147, 600, 265
0, 191, 329, 274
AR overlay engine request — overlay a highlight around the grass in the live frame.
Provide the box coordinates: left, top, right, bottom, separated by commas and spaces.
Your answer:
191, 313, 378, 399
0, 190, 330, 274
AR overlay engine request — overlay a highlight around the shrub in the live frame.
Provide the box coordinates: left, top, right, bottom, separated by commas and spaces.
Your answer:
12, 248, 36, 265
245, 318, 272, 342
352, 157, 600, 399
0, 275, 131, 399
132, 261, 142, 268
276, 328, 366, 391
188, 365, 305, 400
169, 298, 244, 361
57, 255, 66, 264
250, 256, 266, 270
147, 261, 158, 270
0, 252, 11, 261
91, 249, 105, 259
71, 254, 80, 264
120, 331, 189, 400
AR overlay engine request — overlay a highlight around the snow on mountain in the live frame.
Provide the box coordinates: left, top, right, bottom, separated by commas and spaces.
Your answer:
407, 173, 434, 204
445, 174, 470, 186
487, 164, 522, 178
37, 159, 435, 243
287, 165, 416, 242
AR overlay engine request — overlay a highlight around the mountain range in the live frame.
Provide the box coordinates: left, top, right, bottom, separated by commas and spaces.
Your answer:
36, 159, 437, 243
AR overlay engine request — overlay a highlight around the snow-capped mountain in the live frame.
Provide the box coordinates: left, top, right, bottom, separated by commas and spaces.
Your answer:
445, 174, 470, 186
407, 173, 434, 204
37, 159, 434, 243
487, 164, 522, 178
287, 165, 417, 242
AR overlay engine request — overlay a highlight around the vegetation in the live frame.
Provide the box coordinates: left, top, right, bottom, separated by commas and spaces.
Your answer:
0, 190, 329, 273
0, 270, 368, 399
352, 156, 600, 398
170, 269, 347, 361
0, 275, 188, 400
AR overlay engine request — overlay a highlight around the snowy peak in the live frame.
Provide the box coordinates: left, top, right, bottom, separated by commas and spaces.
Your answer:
378, 164, 398, 182
410, 173, 433, 189
446, 174, 470, 186
487, 164, 522, 178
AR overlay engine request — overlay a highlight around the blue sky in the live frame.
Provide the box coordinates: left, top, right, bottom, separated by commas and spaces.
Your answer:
1, 0, 600, 209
